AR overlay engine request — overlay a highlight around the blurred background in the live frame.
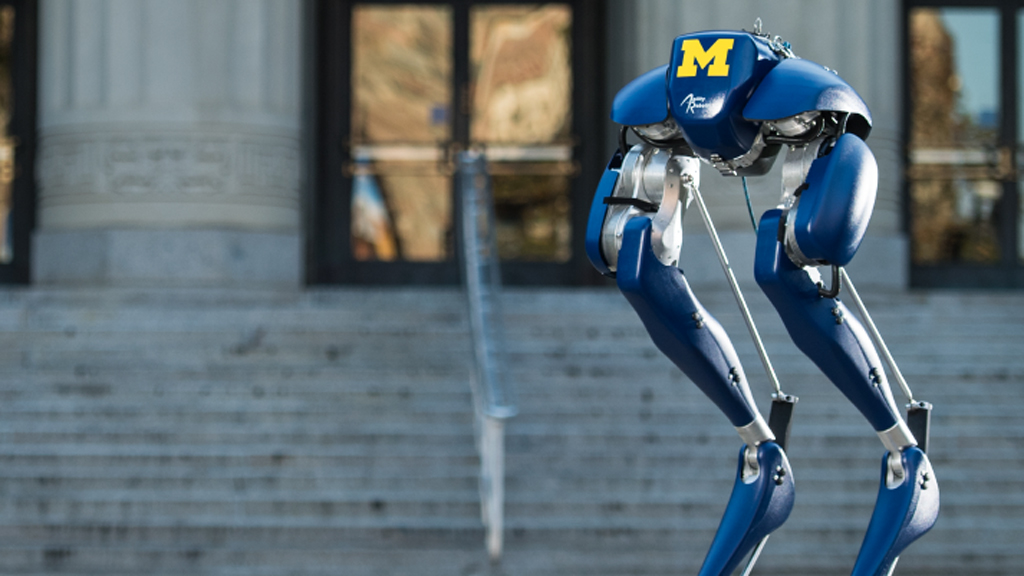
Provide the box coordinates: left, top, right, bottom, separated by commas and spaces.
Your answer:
0, 0, 1020, 574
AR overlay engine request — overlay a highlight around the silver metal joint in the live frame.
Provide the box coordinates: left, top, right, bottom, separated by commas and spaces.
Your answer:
877, 420, 917, 489
599, 145, 694, 272
634, 116, 683, 141
886, 452, 906, 488
708, 130, 769, 176
768, 112, 819, 138
742, 445, 760, 483
877, 420, 917, 454
736, 416, 774, 484
736, 415, 775, 448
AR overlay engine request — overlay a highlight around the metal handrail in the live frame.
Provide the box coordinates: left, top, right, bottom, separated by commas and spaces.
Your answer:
458, 150, 517, 561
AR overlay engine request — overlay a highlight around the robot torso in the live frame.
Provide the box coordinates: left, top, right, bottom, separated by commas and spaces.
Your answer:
610, 30, 873, 176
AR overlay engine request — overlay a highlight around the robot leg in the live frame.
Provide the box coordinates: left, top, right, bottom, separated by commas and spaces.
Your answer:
617, 216, 794, 576
754, 134, 938, 575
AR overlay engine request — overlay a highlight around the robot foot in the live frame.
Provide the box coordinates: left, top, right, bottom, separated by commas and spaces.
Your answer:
851, 447, 939, 576
699, 442, 795, 576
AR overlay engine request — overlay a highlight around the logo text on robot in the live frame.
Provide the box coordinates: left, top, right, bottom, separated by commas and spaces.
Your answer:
681, 93, 709, 114
677, 38, 735, 77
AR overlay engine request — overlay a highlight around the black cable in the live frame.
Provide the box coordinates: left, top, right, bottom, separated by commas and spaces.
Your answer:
817, 265, 842, 298
741, 177, 758, 232
603, 196, 658, 212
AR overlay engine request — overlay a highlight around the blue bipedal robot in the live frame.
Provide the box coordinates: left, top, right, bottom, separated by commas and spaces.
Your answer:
584, 21, 939, 576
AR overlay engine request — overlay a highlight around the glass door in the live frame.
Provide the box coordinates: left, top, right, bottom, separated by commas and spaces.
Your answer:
349, 5, 454, 264
905, 1, 1024, 287
469, 5, 574, 264
0, 0, 35, 284
313, 0, 603, 285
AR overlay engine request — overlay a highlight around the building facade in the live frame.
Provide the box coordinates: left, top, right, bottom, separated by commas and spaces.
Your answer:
1, 3, 1023, 574
0, 0, 1016, 289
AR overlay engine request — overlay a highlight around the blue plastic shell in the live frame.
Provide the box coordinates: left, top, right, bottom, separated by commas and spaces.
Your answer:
793, 133, 878, 266
610, 65, 670, 127
852, 448, 939, 576
616, 217, 759, 428
667, 31, 779, 159
754, 210, 899, 432
584, 151, 623, 277
699, 443, 795, 576
744, 58, 872, 135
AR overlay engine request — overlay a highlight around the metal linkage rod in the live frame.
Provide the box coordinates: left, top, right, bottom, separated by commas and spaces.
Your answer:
838, 268, 916, 404
740, 535, 770, 576
686, 176, 784, 397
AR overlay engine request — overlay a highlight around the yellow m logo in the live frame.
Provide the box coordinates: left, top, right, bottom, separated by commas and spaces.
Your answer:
676, 38, 735, 77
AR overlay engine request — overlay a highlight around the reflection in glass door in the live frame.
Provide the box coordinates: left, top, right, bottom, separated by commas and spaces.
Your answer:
0, 0, 34, 284
1017, 9, 1024, 265
906, 2, 1024, 287
908, 8, 1002, 266
315, 1, 602, 285
470, 5, 574, 262
0, 5, 15, 264
350, 5, 453, 262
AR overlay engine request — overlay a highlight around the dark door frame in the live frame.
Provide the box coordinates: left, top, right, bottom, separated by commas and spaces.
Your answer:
0, 0, 36, 284
903, 0, 1024, 288
311, 0, 606, 285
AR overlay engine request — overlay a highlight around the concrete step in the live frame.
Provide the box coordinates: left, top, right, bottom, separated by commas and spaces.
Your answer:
0, 527, 1013, 576
0, 286, 1019, 575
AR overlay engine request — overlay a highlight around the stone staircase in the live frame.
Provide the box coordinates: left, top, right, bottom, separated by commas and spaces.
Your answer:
0, 286, 1020, 575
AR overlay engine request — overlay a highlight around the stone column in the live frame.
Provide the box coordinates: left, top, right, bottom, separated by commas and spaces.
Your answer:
34, 0, 303, 287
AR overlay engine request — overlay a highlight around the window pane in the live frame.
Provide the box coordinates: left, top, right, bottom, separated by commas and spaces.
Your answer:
350, 5, 453, 262
492, 173, 570, 262
468, 5, 573, 143
1018, 10, 1024, 263
470, 5, 572, 144
0, 6, 14, 264
908, 8, 1001, 264
351, 5, 452, 144
910, 179, 1001, 264
471, 5, 573, 262
351, 159, 451, 262
909, 8, 999, 149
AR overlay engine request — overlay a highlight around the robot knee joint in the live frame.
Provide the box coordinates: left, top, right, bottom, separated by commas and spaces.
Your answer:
782, 133, 878, 268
